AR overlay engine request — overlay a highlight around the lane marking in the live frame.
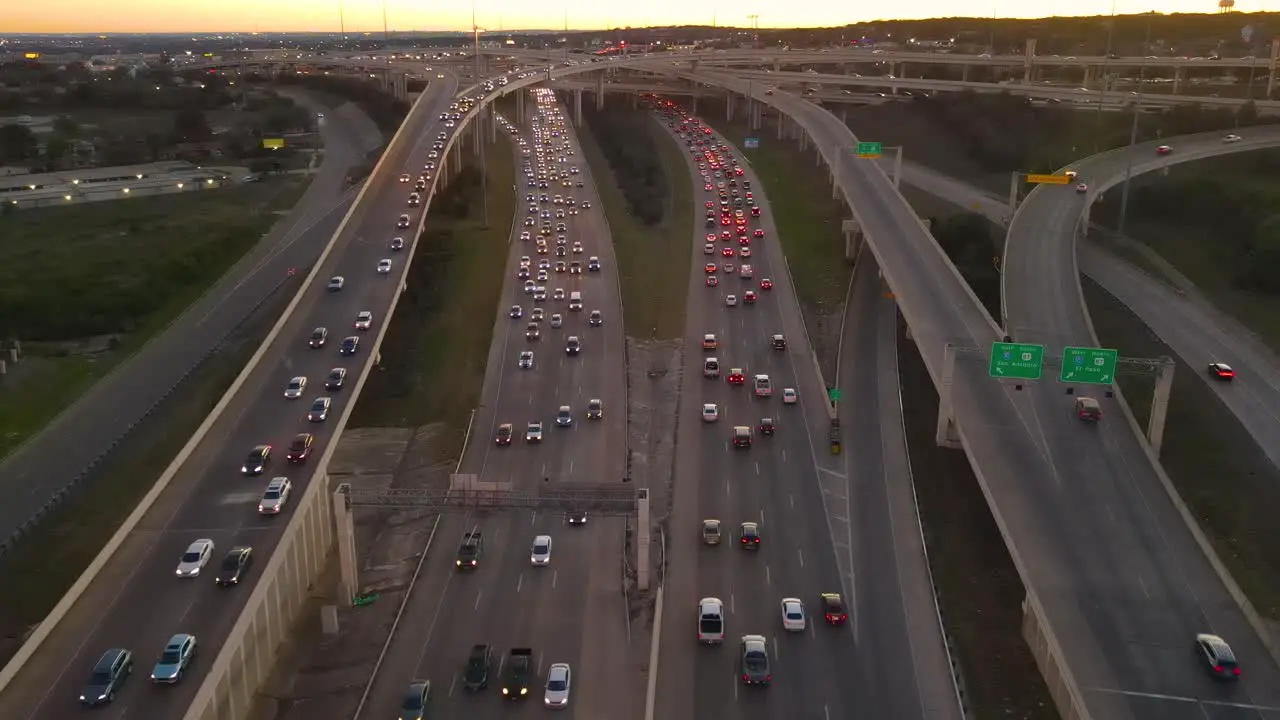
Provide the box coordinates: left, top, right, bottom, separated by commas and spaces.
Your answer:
473, 590, 483, 612
1085, 686, 1280, 711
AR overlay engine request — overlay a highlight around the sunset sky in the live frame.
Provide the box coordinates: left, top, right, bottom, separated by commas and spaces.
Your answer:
0, 0, 1269, 35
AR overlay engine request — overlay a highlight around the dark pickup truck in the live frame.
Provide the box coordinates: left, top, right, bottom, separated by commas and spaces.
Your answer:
463, 644, 492, 690
501, 648, 533, 699
455, 528, 483, 569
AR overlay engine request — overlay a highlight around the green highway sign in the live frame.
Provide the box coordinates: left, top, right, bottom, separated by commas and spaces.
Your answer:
855, 141, 882, 158
1060, 346, 1119, 384
827, 387, 842, 402
988, 342, 1045, 380
744, 137, 760, 149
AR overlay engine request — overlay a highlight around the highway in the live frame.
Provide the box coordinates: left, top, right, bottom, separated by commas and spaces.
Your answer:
355, 91, 636, 720
0, 76, 461, 720
653, 102, 943, 720
0, 94, 379, 551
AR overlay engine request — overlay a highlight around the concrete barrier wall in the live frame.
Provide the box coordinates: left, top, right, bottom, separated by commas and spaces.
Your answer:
1021, 592, 1090, 720
9, 181, 229, 209
180, 88, 493, 720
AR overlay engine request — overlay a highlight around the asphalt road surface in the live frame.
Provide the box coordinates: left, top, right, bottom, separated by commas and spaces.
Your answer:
355, 93, 634, 720
653, 107, 868, 720
0, 76, 460, 720
0, 93, 378, 549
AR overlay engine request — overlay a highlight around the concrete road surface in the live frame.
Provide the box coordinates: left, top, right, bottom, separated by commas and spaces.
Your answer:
0, 92, 380, 549
0, 76, 460, 720
354, 93, 636, 720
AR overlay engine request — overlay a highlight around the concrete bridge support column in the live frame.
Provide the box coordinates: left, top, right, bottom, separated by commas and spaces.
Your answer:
935, 345, 963, 448
1147, 359, 1176, 456
516, 91, 525, 124
573, 89, 583, 127
636, 489, 651, 591
962, 64, 970, 83
1172, 67, 1183, 95
333, 484, 358, 605
777, 114, 785, 140
1082, 66, 1092, 89
595, 73, 606, 111
839, 106, 848, 124
1024, 38, 1037, 85
773, 60, 781, 72
473, 109, 483, 157
842, 219, 863, 261
726, 93, 734, 122
1269, 39, 1280, 97
489, 103, 498, 145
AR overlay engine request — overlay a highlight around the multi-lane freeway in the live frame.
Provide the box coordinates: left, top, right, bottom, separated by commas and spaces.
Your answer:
355, 90, 636, 720
0, 75, 461, 720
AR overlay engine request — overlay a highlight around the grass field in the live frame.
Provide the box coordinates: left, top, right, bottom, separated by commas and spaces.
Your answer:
347, 136, 516, 456
0, 178, 307, 462
1083, 279, 1280, 621
897, 323, 1061, 720
575, 111, 693, 341
694, 102, 852, 372
0, 287, 290, 662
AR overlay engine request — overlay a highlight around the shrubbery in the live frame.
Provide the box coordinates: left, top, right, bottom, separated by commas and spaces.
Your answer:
276, 71, 408, 136
580, 98, 670, 227
928, 213, 1003, 319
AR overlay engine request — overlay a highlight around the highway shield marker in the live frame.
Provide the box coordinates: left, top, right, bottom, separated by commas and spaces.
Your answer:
988, 341, 1045, 380
1059, 346, 1118, 384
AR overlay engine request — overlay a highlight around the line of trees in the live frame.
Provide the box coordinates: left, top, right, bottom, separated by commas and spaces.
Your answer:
580, 98, 671, 227
274, 71, 408, 136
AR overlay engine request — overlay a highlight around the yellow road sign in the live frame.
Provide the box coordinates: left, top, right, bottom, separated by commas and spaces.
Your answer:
262, 138, 285, 149
1026, 173, 1070, 185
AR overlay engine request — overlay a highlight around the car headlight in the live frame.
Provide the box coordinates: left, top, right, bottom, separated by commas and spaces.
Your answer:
502, 688, 509, 695
520, 688, 528, 695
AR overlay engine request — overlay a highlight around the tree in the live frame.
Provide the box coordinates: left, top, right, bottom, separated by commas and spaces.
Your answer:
52, 115, 79, 138
172, 108, 211, 143
0, 124, 37, 164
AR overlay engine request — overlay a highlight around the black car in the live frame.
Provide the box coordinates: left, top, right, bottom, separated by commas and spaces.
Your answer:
325, 367, 347, 390
241, 445, 271, 475
339, 336, 359, 355
215, 546, 254, 586
398, 680, 431, 720
287, 433, 314, 463
463, 644, 492, 690
79, 648, 132, 705
567, 510, 587, 526
390, 237, 405, 251
309, 327, 328, 348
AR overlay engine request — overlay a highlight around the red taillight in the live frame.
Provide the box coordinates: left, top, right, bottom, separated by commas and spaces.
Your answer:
753, 538, 760, 544
765, 674, 771, 681
741, 538, 747, 543
1233, 667, 1241, 676
741, 674, 749, 681
1213, 665, 1222, 673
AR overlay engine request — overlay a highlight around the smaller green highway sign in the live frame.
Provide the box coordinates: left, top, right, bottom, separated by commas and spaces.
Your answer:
854, 141, 882, 158
827, 387, 842, 402
988, 342, 1045, 380
743, 137, 760, 149
1060, 347, 1119, 384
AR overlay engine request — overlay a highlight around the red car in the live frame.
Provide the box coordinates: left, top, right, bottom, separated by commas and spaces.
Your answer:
727, 370, 746, 385
743, 291, 757, 304
721, 230, 732, 240
704, 183, 713, 191
720, 217, 732, 226
1208, 362, 1235, 381
1156, 145, 1173, 155
705, 201, 714, 209
760, 278, 773, 290
821, 593, 848, 625
750, 207, 761, 217
738, 236, 751, 246
706, 275, 719, 287
736, 226, 747, 236
494, 424, 513, 446
704, 263, 717, 274
753, 229, 765, 238
721, 247, 735, 257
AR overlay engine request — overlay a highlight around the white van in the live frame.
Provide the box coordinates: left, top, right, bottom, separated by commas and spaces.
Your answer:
698, 597, 725, 644
754, 374, 772, 397
568, 291, 583, 311
739, 264, 753, 278
703, 357, 720, 378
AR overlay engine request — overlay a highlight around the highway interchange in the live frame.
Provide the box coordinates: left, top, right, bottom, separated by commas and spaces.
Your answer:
0, 75, 460, 720
6, 46, 1280, 720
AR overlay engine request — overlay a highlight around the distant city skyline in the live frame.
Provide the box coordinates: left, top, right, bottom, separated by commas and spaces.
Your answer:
0, 1, 1264, 36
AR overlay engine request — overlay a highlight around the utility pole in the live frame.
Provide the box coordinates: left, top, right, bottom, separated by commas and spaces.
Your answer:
1117, 11, 1155, 239
382, 0, 392, 91
472, 0, 489, 227
339, 0, 346, 45
747, 15, 760, 47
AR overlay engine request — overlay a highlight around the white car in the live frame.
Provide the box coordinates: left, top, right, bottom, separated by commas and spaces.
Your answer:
1075, 183, 1088, 193
531, 535, 553, 565
781, 597, 807, 632
377, 259, 393, 274
523, 280, 536, 294
284, 376, 307, 399
550, 313, 563, 328
702, 403, 719, 422
782, 388, 798, 405
531, 308, 545, 322
572, 242, 584, 254
398, 174, 410, 183
1223, 134, 1242, 143
725, 295, 738, 307
175, 539, 214, 577
544, 663, 572, 708
520, 231, 532, 241
354, 311, 373, 331
553, 288, 566, 301
704, 243, 715, 255
257, 477, 292, 515
520, 255, 532, 267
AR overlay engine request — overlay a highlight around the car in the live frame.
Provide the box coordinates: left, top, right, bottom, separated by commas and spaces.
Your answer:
589, 310, 603, 326
588, 257, 601, 271
781, 388, 798, 405
721, 246, 735, 257
1223, 134, 1242, 143
307, 397, 331, 422
390, 237, 405, 251
752, 228, 765, 238
739, 247, 752, 258
572, 242, 584, 254
397, 214, 412, 228
79, 648, 133, 705
820, 592, 848, 624
542, 662, 572, 708
176, 538, 214, 577
1195, 633, 1241, 680
760, 278, 773, 290
701, 518, 722, 545
780, 598, 807, 632
550, 313, 563, 328
740, 522, 761, 548
242, 444, 271, 475
702, 333, 718, 350
705, 262, 718, 274
725, 294, 738, 306
340, 336, 359, 355
751, 206, 761, 217
702, 403, 719, 422
530, 534, 553, 565
215, 546, 254, 586
754, 374, 772, 397
531, 307, 545, 322
495, 423, 515, 446
523, 280, 536, 294
758, 417, 775, 436
706, 275, 719, 287
553, 287, 566, 301
510, 304, 524, 319
309, 327, 328, 348
704, 243, 716, 255
258, 477, 292, 515
727, 369, 746, 385
739, 635, 771, 686
743, 290, 757, 304
398, 679, 432, 720
150, 634, 196, 683
1208, 362, 1235, 380
565, 336, 581, 355
526, 322, 540, 340
354, 311, 373, 330
733, 425, 752, 448
586, 398, 603, 419
526, 421, 543, 443
327, 275, 345, 291
1156, 145, 1173, 155
556, 405, 573, 427
284, 376, 307, 399
698, 597, 726, 643
399, 174, 411, 183
463, 645, 492, 690
1075, 396, 1101, 421
1076, 183, 1088, 193
287, 433, 314, 463
325, 367, 347, 390
377, 258, 393, 274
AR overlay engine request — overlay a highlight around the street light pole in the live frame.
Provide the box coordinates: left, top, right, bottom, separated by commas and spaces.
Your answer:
1117, 11, 1155, 239
1094, 0, 1117, 152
